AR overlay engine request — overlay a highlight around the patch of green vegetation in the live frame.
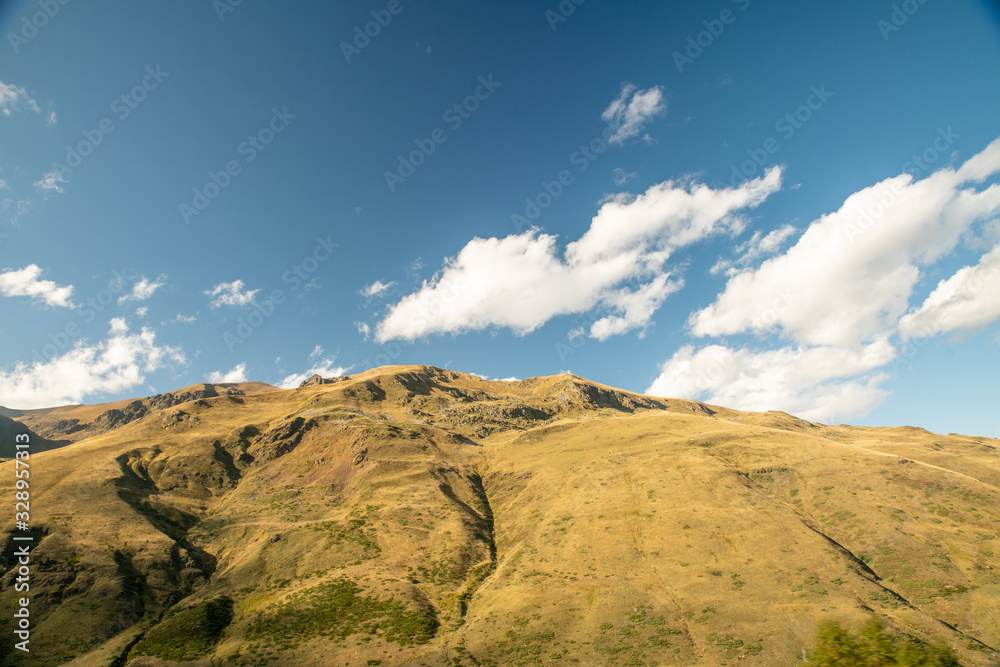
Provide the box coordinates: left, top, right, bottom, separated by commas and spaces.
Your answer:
707, 633, 761, 658
246, 578, 436, 646
131, 596, 234, 662
804, 619, 959, 666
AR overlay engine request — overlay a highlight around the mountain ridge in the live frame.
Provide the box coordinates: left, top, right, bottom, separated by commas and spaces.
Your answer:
0, 365, 997, 666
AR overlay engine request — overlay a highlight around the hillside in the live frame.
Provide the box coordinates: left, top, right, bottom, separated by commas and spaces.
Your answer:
0, 366, 997, 666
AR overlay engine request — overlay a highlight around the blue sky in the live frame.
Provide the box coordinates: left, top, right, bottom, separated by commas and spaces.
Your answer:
1, 0, 999, 437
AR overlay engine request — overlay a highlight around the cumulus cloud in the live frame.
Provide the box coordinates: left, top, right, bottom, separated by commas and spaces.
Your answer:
646, 342, 894, 423
0, 319, 185, 409
690, 139, 1000, 347
602, 83, 666, 145
205, 280, 259, 308
119, 275, 166, 304
277, 357, 350, 389
376, 168, 782, 343
645, 136, 1000, 423
0, 82, 40, 116
0, 264, 74, 308
206, 363, 248, 383
360, 280, 396, 298
898, 242, 1000, 339
355, 321, 371, 340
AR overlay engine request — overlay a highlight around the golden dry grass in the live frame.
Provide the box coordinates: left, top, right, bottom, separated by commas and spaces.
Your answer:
0, 365, 997, 666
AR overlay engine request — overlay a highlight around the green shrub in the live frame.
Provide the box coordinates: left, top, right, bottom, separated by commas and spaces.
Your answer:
805, 619, 961, 666
131, 596, 234, 661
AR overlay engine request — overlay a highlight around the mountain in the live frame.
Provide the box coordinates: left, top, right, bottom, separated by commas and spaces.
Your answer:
0, 365, 997, 666
1, 382, 279, 444
0, 416, 70, 459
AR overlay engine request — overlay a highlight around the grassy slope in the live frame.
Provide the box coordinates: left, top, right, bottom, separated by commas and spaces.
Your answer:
0, 366, 996, 666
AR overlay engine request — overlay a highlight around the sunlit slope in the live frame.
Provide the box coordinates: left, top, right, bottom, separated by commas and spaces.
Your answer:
0, 366, 996, 666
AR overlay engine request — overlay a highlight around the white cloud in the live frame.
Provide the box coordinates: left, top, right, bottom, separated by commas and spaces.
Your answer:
690, 140, 1000, 347
899, 242, 1000, 339
308, 344, 323, 360
34, 170, 66, 193
360, 280, 395, 298
206, 363, 248, 383
170, 313, 197, 324
205, 280, 259, 308
602, 83, 666, 145
46, 110, 56, 125
644, 136, 1000, 423
613, 168, 637, 186
590, 274, 682, 340
646, 341, 895, 423
277, 357, 350, 389
711, 224, 797, 276
0, 82, 40, 116
355, 321, 371, 340
135, 306, 148, 319
0, 320, 185, 409
118, 275, 166, 304
376, 169, 782, 343
0, 264, 74, 308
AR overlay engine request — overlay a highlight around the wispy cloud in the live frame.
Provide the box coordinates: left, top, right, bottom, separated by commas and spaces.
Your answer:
360, 280, 396, 298
34, 170, 67, 193
601, 83, 666, 145
205, 280, 259, 308
119, 275, 166, 304
0, 264, 74, 308
612, 168, 637, 185
0, 81, 40, 116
